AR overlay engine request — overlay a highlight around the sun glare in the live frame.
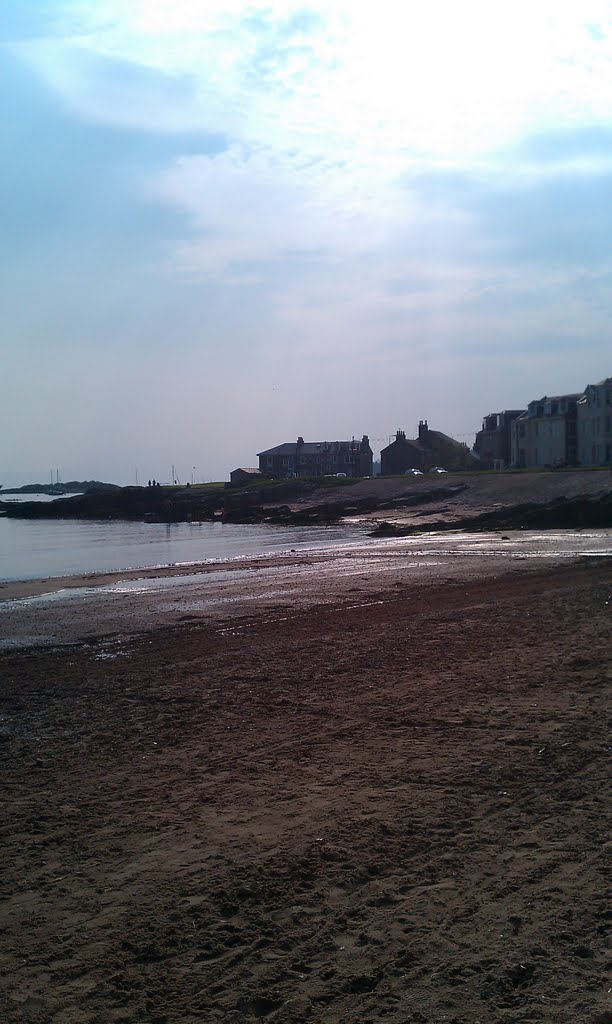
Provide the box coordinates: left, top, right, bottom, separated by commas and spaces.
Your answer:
85, 0, 612, 164
305, 1, 608, 160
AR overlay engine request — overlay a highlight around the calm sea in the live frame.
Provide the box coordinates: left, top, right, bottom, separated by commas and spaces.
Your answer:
2, 495, 611, 585
0, 500, 368, 582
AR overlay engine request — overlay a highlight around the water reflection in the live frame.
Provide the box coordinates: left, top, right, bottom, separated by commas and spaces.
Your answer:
0, 518, 368, 582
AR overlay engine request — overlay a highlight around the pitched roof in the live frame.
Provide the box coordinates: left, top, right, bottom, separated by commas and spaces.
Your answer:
427, 430, 473, 452
481, 409, 525, 418
257, 443, 298, 457
382, 437, 423, 452
381, 429, 473, 454
257, 440, 357, 457
529, 393, 582, 403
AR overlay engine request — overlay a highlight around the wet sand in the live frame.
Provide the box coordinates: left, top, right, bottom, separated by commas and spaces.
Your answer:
1, 550, 611, 1023
0, 554, 305, 602
1, 530, 611, 649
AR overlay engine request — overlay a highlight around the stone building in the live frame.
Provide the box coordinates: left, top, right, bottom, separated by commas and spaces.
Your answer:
473, 410, 524, 469
381, 421, 477, 474
229, 468, 262, 486
511, 394, 580, 468
257, 436, 373, 478
577, 378, 612, 466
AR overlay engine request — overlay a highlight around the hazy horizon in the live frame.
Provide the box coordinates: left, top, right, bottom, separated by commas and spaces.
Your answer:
2, 1, 611, 487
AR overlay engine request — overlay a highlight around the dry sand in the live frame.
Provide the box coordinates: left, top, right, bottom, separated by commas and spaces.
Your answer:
1, 555, 611, 1023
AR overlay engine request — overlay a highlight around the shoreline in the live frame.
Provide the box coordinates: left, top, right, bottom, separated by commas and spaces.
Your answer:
0, 550, 321, 602
2, 557, 610, 1022
2, 525, 611, 603
1, 531, 611, 651
2, 531, 612, 653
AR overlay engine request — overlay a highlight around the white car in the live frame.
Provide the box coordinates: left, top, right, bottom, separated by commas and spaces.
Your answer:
404, 468, 423, 475
429, 466, 448, 473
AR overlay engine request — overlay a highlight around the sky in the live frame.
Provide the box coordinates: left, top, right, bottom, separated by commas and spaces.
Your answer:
2, 0, 612, 486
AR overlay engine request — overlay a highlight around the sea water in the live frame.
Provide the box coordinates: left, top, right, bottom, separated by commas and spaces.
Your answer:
0, 515, 369, 582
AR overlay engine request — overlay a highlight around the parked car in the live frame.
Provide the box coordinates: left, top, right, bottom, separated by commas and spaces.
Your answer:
404, 468, 423, 475
428, 466, 448, 473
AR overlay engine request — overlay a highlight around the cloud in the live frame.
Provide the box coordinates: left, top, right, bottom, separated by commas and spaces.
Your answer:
11, 0, 612, 297
151, 143, 441, 274
7, 4, 612, 405
12, 1, 612, 162
411, 148, 612, 267
11, 1, 612, 333
12, 41, 209, 134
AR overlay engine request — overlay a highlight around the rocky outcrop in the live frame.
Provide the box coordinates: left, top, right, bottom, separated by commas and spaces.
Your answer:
370, 492, 612, 535
0, 487, 223, 523
2, 476, 612, 532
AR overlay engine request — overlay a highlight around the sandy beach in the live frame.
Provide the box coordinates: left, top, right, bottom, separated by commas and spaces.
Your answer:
1, 548, 611, 1023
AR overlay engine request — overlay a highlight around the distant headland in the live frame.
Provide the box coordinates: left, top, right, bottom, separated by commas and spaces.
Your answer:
0, 480, 120, 496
